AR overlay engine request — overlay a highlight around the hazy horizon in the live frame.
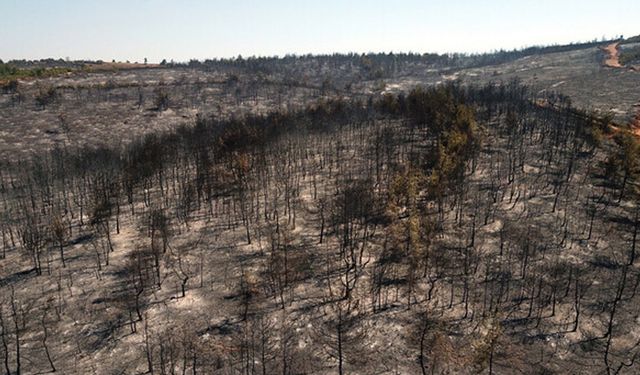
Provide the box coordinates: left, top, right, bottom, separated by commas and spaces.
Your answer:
1, 0, 638, 63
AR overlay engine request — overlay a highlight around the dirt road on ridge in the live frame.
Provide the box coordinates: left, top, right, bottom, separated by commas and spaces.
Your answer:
603, 42, 622, 68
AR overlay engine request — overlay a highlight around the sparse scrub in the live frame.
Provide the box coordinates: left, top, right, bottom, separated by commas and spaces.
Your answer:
153, 87, 169, 111
34, 85, 57, 109
619, 46, 640, 65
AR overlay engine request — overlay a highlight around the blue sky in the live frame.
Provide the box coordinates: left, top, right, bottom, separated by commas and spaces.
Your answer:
1, 0, 638, 62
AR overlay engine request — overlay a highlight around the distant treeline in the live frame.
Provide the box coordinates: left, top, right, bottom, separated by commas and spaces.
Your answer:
0, 58, 84, 69
1, 38, 618, 83
0, 63, 74, 82
165, 39, 616, 77
621, 34, 640, 45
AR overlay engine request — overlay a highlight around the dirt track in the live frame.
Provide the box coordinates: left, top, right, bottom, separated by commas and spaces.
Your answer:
631, 103, 640, 136
603, 42, 622, 68
600, 42, 640, 135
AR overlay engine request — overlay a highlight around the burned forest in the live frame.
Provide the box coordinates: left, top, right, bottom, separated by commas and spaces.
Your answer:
2, 30, 640, 375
